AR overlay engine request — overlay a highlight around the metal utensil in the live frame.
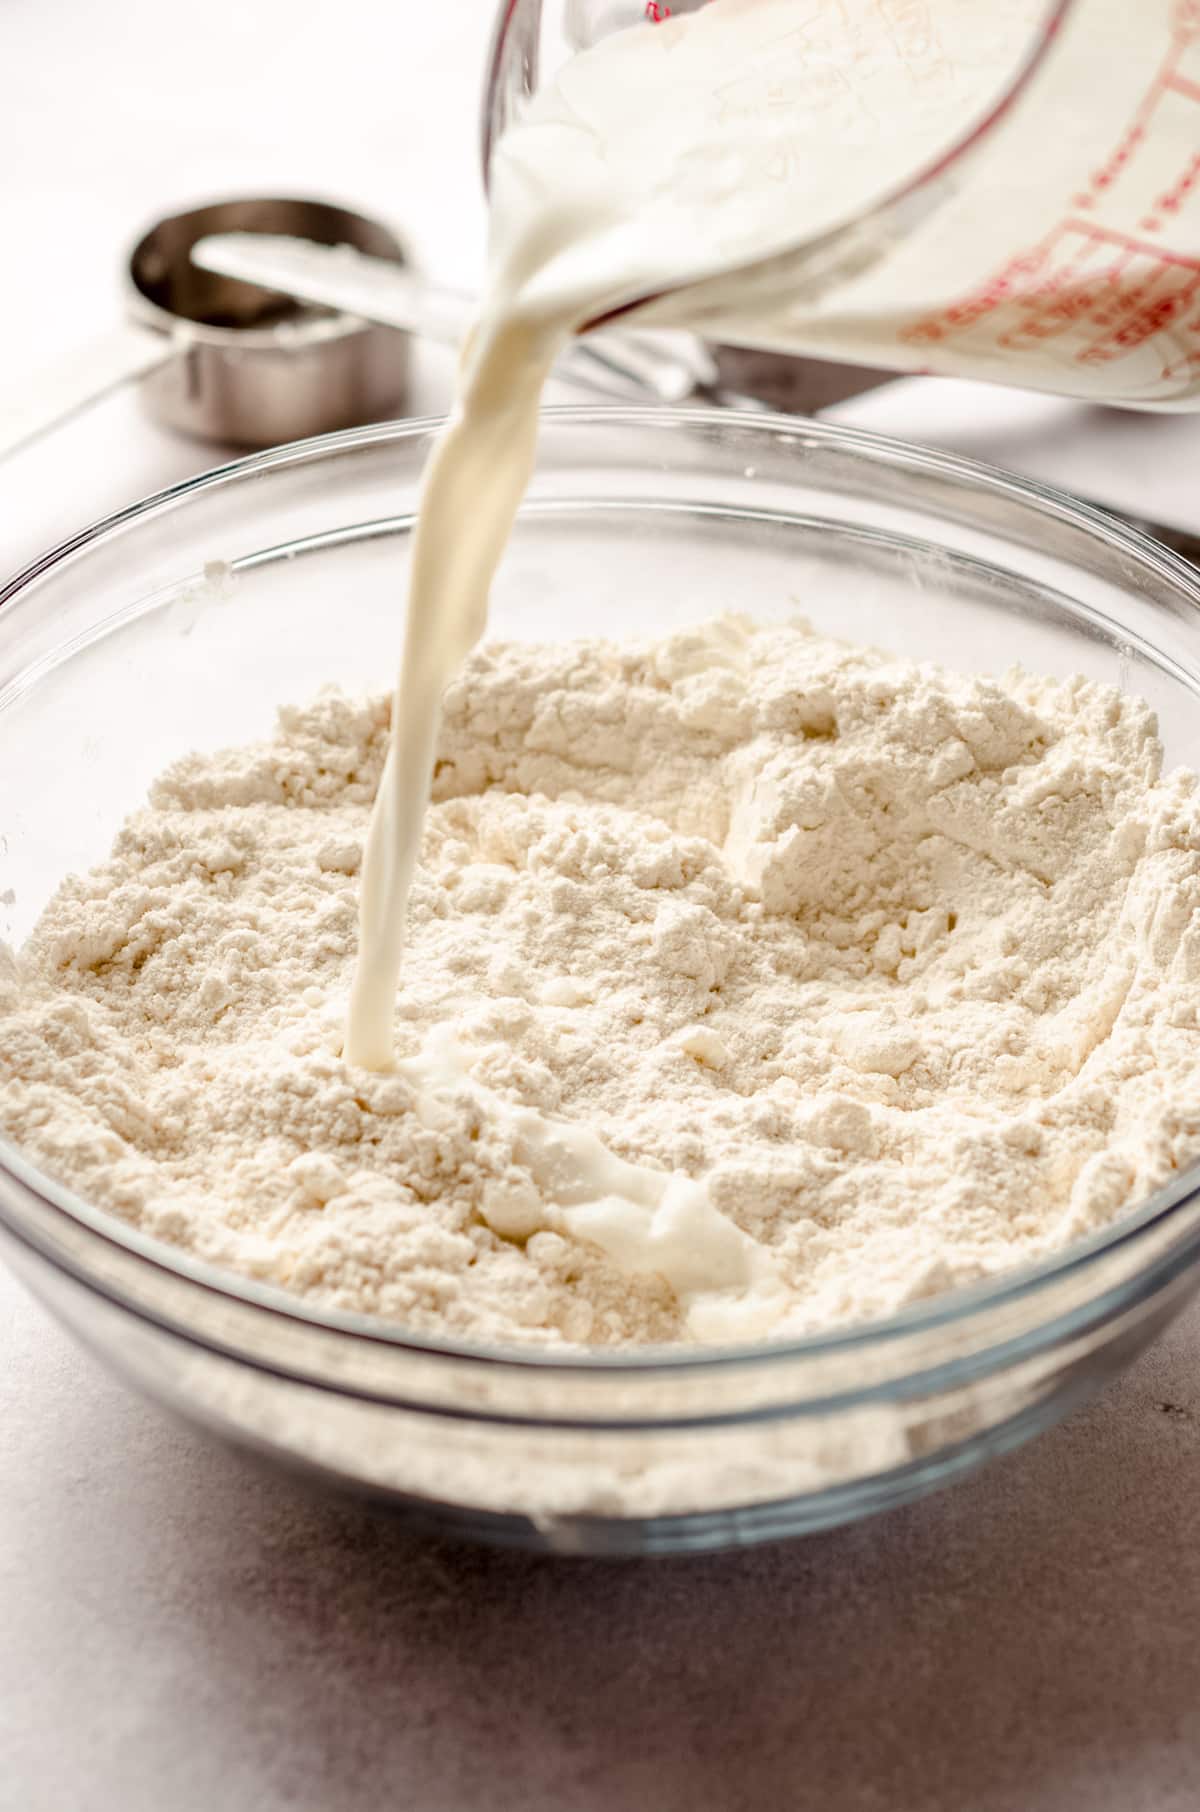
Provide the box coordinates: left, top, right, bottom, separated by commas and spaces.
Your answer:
190, 231, 714, 404
194, 229, 1200, 571
0, 197, 412, 460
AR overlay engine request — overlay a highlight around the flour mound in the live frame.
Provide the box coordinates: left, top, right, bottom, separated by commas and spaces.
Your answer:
3, 617, 1200, 1347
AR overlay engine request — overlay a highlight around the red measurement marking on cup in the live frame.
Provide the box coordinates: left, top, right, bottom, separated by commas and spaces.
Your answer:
644, 0, 719, 20
902, 14, 1200, 382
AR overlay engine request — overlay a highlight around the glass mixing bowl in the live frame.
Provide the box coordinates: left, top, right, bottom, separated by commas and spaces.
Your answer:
3, 408, 1200, 1556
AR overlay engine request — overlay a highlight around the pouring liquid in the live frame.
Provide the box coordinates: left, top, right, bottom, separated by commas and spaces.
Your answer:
346, 0, 1200, 1068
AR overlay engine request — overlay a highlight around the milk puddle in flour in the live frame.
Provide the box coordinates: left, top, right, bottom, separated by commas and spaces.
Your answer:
342, 0, 1044, 1329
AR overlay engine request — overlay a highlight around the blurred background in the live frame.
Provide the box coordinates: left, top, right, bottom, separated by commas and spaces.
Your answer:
0, 0, 483, 573
3, 0, 1199, 586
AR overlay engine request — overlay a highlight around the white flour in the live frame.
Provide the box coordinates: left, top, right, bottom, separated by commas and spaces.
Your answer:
3, 616, 1200, 1347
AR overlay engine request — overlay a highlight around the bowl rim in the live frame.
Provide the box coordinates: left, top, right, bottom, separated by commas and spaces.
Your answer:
4, 402, 1200, 1376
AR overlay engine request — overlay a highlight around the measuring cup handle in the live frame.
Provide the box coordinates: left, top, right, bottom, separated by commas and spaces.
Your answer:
0, 322, 178, 465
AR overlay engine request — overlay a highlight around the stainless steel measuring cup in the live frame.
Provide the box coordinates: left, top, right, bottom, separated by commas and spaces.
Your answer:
1, 197, 411, 459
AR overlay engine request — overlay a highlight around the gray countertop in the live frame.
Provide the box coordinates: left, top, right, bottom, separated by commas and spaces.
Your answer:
4, 1266, 1200, 1811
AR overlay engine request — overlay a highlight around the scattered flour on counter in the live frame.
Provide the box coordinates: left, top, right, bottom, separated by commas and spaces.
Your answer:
3, 615, 1200, 1347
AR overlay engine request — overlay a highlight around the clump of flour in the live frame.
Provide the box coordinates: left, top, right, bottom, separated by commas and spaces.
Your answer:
3, 616, 1200, 1347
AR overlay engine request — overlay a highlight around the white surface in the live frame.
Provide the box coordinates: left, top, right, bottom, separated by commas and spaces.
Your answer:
3, 4, 1200, 1808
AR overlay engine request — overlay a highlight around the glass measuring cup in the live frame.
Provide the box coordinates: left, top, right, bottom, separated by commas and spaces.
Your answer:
482, 0, 1200, 408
